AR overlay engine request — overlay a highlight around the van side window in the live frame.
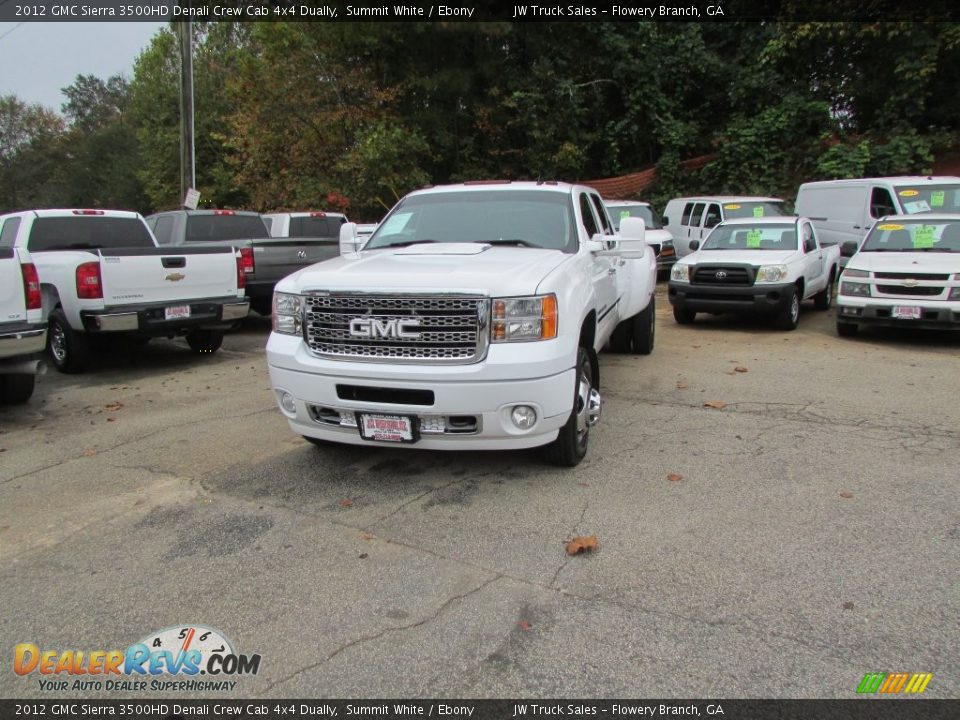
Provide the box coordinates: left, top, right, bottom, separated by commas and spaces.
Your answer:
704, 203, 722, 228
589, 194, 613, 235
579, 194, 599, 237
689, 202, 705, 227
681, 203, 694, 225
870, 188, 896, 219
0, 217, 21, 248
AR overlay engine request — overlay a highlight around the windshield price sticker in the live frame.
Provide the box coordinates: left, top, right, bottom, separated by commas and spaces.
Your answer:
752, 206, 764, 218
931, 191, 945, 207
620, 210, 631, 220
724, 204, 741, 210
877, 223, 904, 231
913, 225, 935, 248
359, 414, 415, 442
899, 189, 919, 197
746, 229, 762, 248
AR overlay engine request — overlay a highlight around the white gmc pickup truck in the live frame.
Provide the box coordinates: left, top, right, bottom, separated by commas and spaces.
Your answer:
0, 210, 249, 372
267, 181, 657, 466
0, 245, 45, 403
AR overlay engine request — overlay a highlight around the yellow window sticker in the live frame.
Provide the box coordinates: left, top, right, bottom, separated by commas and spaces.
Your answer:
877, 223, 905, 231
898, 189, 919, 197
752, 206, 764, 218
931, 191, 945, 207
746, 229, 762, 248
913, 225, 935, 248
723, 204, 741, 210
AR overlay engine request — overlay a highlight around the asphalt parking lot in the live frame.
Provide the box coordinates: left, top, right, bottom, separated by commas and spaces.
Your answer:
2, 286, 958, 699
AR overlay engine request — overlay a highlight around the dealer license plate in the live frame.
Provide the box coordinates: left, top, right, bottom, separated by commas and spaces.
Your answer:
892, 305, 922, 320
358, 414, 415, 443
164, 305, 191, 320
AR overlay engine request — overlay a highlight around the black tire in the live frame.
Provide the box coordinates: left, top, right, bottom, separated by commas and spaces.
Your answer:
544, 347, 596, 467
185, 329, 224, 354
47, 308, 90, 373
609, 321, 632, 353
1, 374, 36, 404
775, 287, 800, 331
250, 298, 272, 316
673, 306, 696, 325
836, 322, 859, 338
814, 272, 835, 310
631, 297, 655, 355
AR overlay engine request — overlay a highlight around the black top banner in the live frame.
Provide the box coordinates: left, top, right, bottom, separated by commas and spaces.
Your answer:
1, 0, 959, 22
1, 699, 958, 720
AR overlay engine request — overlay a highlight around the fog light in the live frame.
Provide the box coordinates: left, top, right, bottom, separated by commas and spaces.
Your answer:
279, 391, 296, 414
511, 405, 537, 429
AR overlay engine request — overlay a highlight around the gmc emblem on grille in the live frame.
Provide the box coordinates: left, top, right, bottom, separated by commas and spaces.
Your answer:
715, 271, 727, 279
349, 317, 421, 339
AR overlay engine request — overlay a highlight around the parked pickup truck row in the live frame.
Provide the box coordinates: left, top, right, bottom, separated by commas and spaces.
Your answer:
0, 209, 249, 373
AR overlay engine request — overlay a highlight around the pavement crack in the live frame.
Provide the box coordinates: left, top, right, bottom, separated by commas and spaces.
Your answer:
260, 574, 502, 693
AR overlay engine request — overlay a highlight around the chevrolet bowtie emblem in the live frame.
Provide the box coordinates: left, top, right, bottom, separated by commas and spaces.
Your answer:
165, 273, 185, 282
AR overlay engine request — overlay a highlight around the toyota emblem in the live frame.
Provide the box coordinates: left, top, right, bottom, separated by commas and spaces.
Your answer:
715, 271, 727, 279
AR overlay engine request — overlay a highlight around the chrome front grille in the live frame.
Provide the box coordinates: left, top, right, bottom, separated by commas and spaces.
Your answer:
303, 293, 489, 364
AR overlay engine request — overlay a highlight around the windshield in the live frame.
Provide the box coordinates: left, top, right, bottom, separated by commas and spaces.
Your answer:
186, 214, 269, 241
365, 190, 577, 252
702, 223, 798, 251
28, 217, 155, 251
861, 220, 960, 252
605, 204, 662, 230
893, 185, 960, 214
721, 201, 786, 219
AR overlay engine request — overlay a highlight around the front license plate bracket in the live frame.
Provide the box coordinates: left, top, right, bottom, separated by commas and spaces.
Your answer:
356, 413, 419, 443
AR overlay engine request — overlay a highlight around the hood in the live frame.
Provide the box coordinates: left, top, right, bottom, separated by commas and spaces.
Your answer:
680, 249, 798, 266
282, 243, 572, 296
847, 251, 960, 274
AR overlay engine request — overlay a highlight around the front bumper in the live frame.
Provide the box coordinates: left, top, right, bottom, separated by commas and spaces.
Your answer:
267, 334, 577, 451
837, 300, 960, 330
80, 298, 249, 335
668, 281, 795, 315
0, 322, 47, 361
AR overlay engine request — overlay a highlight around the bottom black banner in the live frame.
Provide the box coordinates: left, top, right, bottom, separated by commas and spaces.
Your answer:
1, 699, 957, 720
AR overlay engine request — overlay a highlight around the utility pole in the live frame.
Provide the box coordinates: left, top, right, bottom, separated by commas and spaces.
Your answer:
178, 21, 196, 205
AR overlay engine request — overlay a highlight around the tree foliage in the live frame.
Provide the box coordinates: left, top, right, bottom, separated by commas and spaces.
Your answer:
2, 21, 958, 217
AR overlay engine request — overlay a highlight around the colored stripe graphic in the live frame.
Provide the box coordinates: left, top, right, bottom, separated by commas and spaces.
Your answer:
857, 673, 886, 693
859, 672, 933, 694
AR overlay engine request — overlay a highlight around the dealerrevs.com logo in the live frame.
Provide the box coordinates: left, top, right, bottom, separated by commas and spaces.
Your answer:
14, 625, 261, 692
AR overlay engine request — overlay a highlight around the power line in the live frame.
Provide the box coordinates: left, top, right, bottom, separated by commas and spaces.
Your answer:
0, 22, 25, 43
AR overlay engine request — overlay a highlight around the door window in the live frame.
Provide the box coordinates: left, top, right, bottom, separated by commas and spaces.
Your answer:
704, 203, 722, 229
579, 194, 599, 237
870, 188, 896, 218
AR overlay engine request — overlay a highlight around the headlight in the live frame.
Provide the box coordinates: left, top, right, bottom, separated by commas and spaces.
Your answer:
755, 265, 788, 283
670, 264, 690, 282
949, 286, 960, 300
842, 268, 869, 279
491, 294, 557, 342
840, 282, 871, 297
272, 292, 303, 335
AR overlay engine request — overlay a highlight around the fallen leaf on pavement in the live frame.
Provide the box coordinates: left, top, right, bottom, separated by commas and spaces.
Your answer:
667, 473, 683, 482
519, 620, 532, 631
842, 601, 855, 610
734, 366, 749, 373
839, 492, 854, 499
361, 532, 375, 541
676, 382, 688, 389
358, 553, 369, 560
565, 535, 599, 555
106, 417, 116, 422
340, 498, 354, 508
704, 400, 727, 410
104, 402, 124, 411
578, 482, 590, 487
83, 449, 96, 457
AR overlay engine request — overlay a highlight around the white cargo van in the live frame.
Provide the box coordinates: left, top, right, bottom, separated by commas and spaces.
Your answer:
662, 196, 787, 258
795, 176, 960, 249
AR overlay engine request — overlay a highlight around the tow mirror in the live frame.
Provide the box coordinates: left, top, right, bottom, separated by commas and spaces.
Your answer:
339, 222, 362, 255
840, 240, 858, 258
688, 240, 700, 252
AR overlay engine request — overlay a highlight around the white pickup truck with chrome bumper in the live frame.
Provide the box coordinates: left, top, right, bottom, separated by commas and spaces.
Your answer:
0, 245, 46, 403
267, 181, 657, 466
836, 214, 960, 336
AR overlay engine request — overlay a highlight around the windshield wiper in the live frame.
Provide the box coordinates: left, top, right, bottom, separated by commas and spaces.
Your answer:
374, 239, 443, 249
483, 239, 539, 247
